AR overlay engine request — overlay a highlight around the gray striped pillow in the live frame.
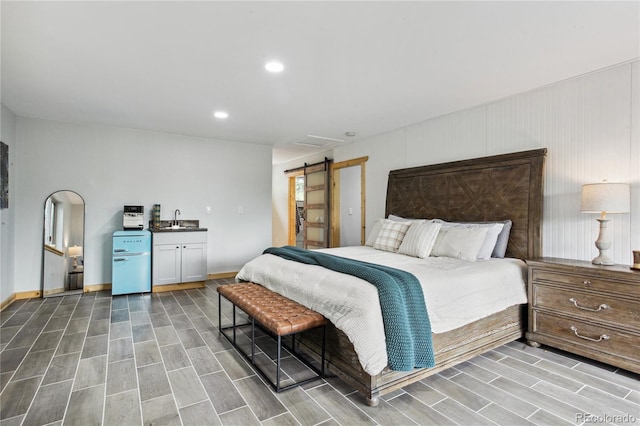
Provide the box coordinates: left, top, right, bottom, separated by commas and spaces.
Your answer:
398, 221, 442, 258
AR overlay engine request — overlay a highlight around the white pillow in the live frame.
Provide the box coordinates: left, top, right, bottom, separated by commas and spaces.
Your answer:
365, 218, 384, 247
431, 226, 489, 261
374, 220, 411, 253
398, 221, 442, 258
388, 214, 428, 224
433, 220, 506, 259
476, 223, 504, 259
388, 214, 414, 222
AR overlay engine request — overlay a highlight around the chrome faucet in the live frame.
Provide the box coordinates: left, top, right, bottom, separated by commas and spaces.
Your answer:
174, 209, 181, 226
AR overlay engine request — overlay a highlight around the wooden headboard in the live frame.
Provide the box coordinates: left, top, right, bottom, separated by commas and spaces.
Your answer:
385, 149, 546, 260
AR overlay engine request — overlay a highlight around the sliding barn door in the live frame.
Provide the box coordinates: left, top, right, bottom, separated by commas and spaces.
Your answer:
304, 158, 331, 249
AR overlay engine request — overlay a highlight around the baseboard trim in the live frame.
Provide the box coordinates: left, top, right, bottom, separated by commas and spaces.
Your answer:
152, 282, 206, 293
43, 288, 66, 297
208, 272, 238, 279
17, 290, 41, 300
1, 278, 219, 309
0, 293, 16, 311
84, 283, 112, 293
1, 290, 43, 311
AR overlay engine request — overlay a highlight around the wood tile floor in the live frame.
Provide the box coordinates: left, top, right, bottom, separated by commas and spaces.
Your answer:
1, 278, 638, 426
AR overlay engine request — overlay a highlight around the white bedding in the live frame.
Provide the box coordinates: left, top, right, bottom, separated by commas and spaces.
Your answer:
235, 246, 527, 376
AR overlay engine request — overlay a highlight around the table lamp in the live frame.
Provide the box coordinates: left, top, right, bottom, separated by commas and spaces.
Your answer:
581, 182, 630, 265
68, 245, 83, 270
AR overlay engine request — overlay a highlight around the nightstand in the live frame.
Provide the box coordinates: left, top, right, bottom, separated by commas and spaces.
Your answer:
526, 258, 639, 374
67, 270, 84, 291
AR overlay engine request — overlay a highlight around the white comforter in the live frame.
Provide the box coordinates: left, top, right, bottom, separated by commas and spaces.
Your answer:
235, 246, 527, 375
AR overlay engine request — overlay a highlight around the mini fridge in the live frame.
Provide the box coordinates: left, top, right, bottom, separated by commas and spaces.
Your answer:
112, 230, 151, 295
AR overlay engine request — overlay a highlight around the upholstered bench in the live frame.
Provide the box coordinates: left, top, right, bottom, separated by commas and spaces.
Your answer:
217, 283, 327, 392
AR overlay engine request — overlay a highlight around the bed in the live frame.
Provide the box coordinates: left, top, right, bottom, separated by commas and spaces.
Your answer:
237, 148, 546, 405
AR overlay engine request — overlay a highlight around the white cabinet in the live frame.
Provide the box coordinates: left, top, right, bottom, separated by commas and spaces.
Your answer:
181, 243, 207, 282
152, 231, 207, 286
153, 244, 182, 285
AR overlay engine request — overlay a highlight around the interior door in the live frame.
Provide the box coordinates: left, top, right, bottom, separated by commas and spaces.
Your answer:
304, 158, 331, 249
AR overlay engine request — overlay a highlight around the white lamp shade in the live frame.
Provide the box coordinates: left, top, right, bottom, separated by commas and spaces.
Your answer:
68, 245, 83, 257
581, 183, 630, 214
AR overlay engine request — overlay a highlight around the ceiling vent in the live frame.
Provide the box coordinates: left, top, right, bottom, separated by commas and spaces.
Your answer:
294, 134, 346, 148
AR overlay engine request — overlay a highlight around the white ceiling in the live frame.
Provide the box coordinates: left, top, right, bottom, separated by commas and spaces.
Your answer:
2, 1, 638, 164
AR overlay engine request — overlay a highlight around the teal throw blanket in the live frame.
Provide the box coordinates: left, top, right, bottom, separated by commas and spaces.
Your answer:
263, 246, 435, 371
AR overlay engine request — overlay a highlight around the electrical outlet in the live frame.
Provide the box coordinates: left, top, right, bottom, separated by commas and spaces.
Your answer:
206, 206, 212, 215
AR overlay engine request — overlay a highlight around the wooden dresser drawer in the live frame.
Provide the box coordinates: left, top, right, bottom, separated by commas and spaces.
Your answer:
531, 269, 638, 296
532, 284, 639, 331
527, 258, 640, 373
533, 311, 640, 365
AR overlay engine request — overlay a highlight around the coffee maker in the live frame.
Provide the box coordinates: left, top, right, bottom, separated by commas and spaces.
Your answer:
123, 205, 144, 230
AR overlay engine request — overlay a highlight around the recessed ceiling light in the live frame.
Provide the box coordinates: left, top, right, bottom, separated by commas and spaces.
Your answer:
213, 111, 228, 119
265, 61, 284, 73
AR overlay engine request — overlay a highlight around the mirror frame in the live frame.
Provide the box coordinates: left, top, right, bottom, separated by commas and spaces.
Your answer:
41, 190, 85, 298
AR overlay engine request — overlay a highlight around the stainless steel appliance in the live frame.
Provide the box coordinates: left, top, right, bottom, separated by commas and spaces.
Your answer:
112, 230, 151, 295
123, 205, 144, 230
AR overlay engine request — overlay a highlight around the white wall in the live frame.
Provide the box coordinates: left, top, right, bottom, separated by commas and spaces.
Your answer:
272, 150, 332, 247
335, 61, 640, 265
13, 117, 272, 293
1, 105, 17, 302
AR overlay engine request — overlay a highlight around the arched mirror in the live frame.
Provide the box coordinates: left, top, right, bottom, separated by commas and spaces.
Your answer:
42, 190, 85, 297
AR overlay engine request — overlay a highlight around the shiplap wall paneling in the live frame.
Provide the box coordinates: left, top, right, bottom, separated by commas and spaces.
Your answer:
405, 106, 487, 168
487, 63, 633, 264
631, 61, 640, 255
334, 60, 637, 265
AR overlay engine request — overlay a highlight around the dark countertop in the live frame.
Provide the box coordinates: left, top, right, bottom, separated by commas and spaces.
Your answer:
148, 219, 206, 232
150, 227, 208, 233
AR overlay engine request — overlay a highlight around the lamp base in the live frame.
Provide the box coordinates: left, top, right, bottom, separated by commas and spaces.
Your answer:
592, 255, 615, 266
592, 218, 615, 266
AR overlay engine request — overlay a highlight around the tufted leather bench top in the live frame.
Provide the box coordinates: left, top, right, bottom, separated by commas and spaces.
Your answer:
217, 283, 327, 336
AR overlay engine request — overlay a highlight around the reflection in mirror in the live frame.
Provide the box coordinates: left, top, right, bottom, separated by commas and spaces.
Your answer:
42, 190, 85, 297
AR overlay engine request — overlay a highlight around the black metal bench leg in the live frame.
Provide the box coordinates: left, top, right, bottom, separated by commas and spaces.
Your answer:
251, 318, 255, 363
218, 293, 221, 333
232, 305, 237, 345
321, 325, 326, 376
276, 335, 282, 392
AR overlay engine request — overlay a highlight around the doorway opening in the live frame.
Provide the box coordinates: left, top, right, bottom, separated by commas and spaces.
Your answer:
287, 170, 304, 246
286, 158, 332, 249
287, 156, 368, 248
294, 175, 304, 247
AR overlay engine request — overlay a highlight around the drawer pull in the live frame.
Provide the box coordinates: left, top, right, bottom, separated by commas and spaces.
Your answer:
570, 326, 609, 342
569, 298, 609, 312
